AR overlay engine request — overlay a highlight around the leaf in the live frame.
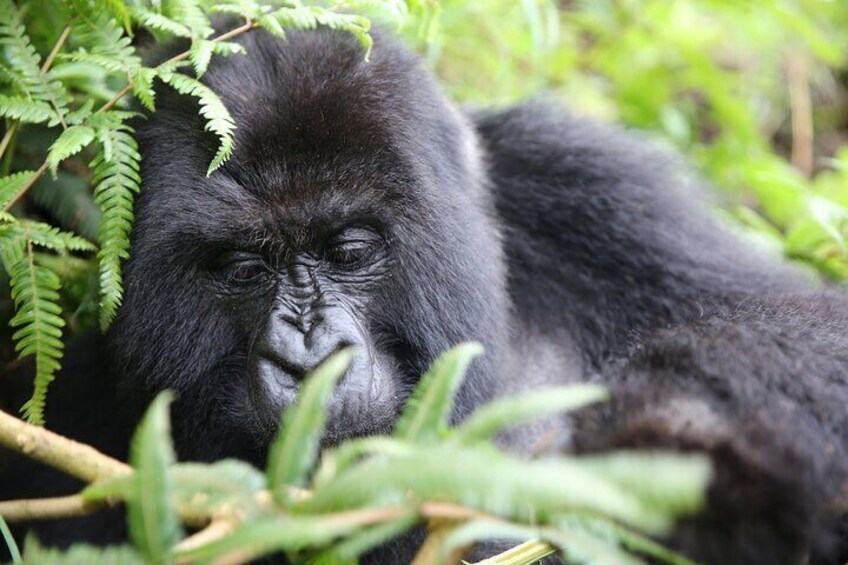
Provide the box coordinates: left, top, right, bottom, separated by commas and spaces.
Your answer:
89, 119, 141, 329
8, 246, 64, 425
131, 67, 157, 111
133, 8, 193, 38
0, 94, 53, 123
47, 125, 96, 177
452, 384, 608, 444
159, 71, 236, 175
267, 349, 354, 500
22, 535, 143, 564
127, 391, 183, 562
174, 515, 362, 563
171, 460, 266, 516
312, 513, 418, 563
0, 170, 38, 210
393, 342, 483, 444
189, 39, 214, 77
0, 1, 71, 124
575, 452, 711, 516
299, 446, 699, 535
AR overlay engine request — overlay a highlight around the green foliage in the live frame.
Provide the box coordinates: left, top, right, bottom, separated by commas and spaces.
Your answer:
25, 344, 708, 564
408, 0, 848, 281
393, 341, 483, 443
266, 349, 354, 499
126, 391, 183, 562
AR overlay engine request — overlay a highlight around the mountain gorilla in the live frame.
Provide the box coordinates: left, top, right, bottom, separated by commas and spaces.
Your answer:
2, 27, 848, 565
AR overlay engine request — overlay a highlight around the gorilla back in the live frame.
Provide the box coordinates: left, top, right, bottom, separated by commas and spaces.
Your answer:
2, 28, 847, 565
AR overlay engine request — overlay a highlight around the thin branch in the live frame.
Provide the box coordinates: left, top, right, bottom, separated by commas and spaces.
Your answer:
0, 122, 19, 163
2, 161, 48, 212
41, 26, 72, 73
787, 53, 814, 177
0, 409, 132, 483
0, 495, 109, 522
97, 19, 259, 115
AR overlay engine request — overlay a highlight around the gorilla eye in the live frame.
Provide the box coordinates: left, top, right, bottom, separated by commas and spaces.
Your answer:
325, 239, 375, 266
214, 252, 268, 284
325, 227, 382, 267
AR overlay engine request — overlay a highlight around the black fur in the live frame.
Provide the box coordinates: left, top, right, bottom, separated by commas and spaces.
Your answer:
2, 28, 846, 564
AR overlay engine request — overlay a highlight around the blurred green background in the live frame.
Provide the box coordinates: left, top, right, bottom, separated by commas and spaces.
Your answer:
399, 0, 848, 280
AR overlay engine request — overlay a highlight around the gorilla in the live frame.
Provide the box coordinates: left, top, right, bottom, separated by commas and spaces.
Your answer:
2, 27, 847, 565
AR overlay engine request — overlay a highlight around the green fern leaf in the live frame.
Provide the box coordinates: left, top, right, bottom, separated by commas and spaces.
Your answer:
68, 0, 141, 75
1, 220, 96, 252
9, 246, 65, 425
189, 39, 214, 77
268, 6, 373, 57
160, 71, 235, 175
163, 0, 213, 39
0, 1, 71, 124
0, 210, 15, 223
0, 170, 38, 210
134, 8, 193, 38
0, 223, 25, 272
90, 120, 141, 330
47, 125, 96, 176
0, 94, 53, 123
131, 68, 157, 111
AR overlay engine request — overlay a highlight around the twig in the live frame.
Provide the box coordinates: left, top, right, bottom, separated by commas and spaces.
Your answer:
97, 19, 259, 115
0, 495, 110, 522
0, 409, 132, 483
787, 53, 813, 177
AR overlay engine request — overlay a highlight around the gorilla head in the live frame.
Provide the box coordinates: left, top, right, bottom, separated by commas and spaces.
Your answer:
110, 29, 509, 459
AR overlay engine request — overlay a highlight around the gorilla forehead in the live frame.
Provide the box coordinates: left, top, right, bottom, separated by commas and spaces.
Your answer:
136, 28, 481, 242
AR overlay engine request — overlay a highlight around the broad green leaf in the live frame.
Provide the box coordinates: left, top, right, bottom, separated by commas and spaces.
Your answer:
453, 384, 608, 444
127, 391, 182, 562
393, 342, 483, 443
267, 349, 353, 500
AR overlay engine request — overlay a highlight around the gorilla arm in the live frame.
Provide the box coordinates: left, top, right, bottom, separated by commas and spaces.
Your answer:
475, 103, 847, 564
574, 295, 848, 564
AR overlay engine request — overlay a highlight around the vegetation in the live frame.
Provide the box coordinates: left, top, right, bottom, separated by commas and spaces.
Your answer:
0, 345, 709, 564
0, 0, 846, 563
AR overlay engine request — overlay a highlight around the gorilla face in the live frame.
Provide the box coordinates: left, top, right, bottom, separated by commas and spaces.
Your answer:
109, 29, 510, 458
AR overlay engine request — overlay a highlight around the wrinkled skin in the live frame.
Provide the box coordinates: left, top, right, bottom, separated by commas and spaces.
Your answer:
2, 29, 847, 564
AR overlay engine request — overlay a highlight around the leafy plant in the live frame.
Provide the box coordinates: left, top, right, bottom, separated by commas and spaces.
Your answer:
0, 344, 710, 564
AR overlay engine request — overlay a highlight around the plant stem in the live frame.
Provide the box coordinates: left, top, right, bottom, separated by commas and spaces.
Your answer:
97, 19, 259, 115
0, 409, 132, 483
0, 495, 109, 522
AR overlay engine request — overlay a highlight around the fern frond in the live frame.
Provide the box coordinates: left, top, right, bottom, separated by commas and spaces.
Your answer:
189, 39, 245, 77
0, 170, 38, 210
0, 94, 53, 123
1, 220, 96, 252
208, 0, 263, 19
163, 0, 213, 39
90, 120, 141, 330
68, 0, 141, 75
131, 67, 158, 111
268, 6, 373, 57
0, 223, 25, 272
0, 0, 71, 124
134, 8, 193, 38
160, 71, 235, 175
0, 210, 15, 223
9, 244, 65, 425
47, 125, 96, 176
